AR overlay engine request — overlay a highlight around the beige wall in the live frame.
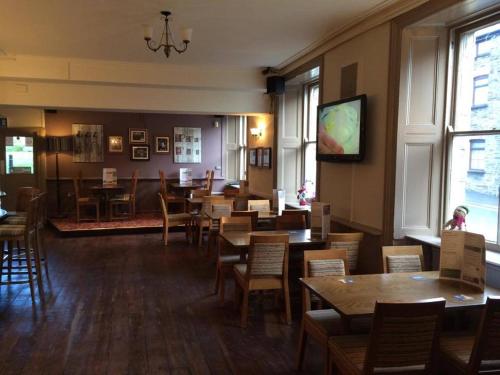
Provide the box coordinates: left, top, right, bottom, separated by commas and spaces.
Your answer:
0, 106, 45, 128
247, 114, 274, 198
319, 22, 390, 232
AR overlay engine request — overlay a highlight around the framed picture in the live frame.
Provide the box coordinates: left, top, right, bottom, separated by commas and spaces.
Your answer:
129, 128, 148, 144
249, 149, 257, 166
257, 148, 263, 167
173, 127, 202, 163
262, 147, 272, 168
108, 136, 123, 153
72, 124, 104, 162
131, 145, 150, 161
155, 136, 170, 153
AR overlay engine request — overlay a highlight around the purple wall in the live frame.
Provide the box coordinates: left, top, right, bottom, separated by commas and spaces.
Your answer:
45, 110, 225, 214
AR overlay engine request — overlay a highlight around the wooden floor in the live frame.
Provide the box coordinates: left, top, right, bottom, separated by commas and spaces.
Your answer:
0, 230, 322, 374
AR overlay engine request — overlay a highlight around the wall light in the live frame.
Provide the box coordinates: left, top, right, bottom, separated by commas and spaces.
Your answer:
250, 127, 262, 138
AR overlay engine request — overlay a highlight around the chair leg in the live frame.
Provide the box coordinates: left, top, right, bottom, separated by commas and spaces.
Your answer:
38, 229, 49, 278
163, 224, 168, 246
23, 238, 36, 304
241, 289, 249, 328
7, 240, 13, 281
283, 282, 292, 325
218, 270, 226, 304
32, 233, 44, 292
198, 222, 204, 248
214, 263, 220, 294
96, 203, 100, 223
76, 204, 80, 223
296, 319, 308, 370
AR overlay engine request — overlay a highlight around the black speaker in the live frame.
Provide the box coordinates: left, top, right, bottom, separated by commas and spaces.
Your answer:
266, 76, 285, 95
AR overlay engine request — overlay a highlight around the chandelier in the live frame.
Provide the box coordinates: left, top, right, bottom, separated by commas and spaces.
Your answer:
143, 11, 193, 58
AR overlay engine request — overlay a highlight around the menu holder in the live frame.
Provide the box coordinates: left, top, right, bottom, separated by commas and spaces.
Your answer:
103, 168, 117, 186
179, 168, 192, 184
272, 189, 285, 215
440, 230, 486, 291
310, 202, 331, 240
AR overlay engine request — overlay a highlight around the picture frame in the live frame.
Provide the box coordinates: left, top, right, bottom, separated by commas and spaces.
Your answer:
257, 147, 263, 167
249, 148, 257, 166
129, 128, 148, 144
262, 147, 272, 168
131, 145, 150, 161
108, 136, 123, 153
155, 136, 170, 153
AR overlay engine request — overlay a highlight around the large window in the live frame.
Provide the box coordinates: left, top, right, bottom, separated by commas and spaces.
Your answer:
302, 82, 319, 199
5, 136, 34, 174
448, 20, 500, 250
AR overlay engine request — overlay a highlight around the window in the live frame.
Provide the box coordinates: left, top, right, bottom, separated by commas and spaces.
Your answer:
239, 117, 247, 180
472, 75, 488, 107
224, 116, 247, 182
448, 20, 500, 250
5, 136, 34, 174
302, 82, 319, 199
469, 139, 485, 171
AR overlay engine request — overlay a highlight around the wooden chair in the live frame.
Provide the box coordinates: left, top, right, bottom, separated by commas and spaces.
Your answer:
158, 193, 191, 246
381, 245, 423, 273
276, 214, 306, 230
328, 299, 446, 374
73, 178, 99, 223
109, 170, 138, 220
440, 297, 500, 374
327, 232, 364, 273
296, 249, 349, 372
0, 196, 42, 303
206, 200, 234, 256
231, 210, 258, 231
204, 170, 215, 194
248, 199, 270, 212
214, 216, 252, 304
159, 170, 186, 212
4, 187, 41, 225
195, 195, 226, 247
282, 209, 310, 228
233, 233, 291, 328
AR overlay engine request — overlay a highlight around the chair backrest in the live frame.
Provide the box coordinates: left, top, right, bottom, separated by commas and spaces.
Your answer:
15, 187, 41, 212
211, 200, 233, 219
220, 216, 252, 234
25, 195, 40, 233
276, 214, 306, 230
36, 192, 47, 228
158, 193, 168, 224
191, 189, 209, 198
204, 170, 215, 193
382, 245, 423, 273
247, 233, 289, 278
363, 299, 446, 373
282, 209, 310, 228
469, 297, 500, 373
248, 199, 270, 212
303, 249, 349, 312
231, 210, 258, 231
159, 170, 167, 196
327, 232, 364, 272
130, 170, 138, 197
201, 195, 226, 215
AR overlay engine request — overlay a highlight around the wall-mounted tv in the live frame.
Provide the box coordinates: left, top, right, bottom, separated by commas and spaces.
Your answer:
316, 94, 366, 162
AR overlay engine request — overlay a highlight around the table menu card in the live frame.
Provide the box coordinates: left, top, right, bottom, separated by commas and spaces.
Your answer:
179, 168, 192, 184
103, 168, 117, 185
311, 202, 331, 240
440, 230, 486, 291
272, 189, 285, 215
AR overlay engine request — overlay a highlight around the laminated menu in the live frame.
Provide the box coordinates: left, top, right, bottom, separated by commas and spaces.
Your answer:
311, 202, 331, 240
103, 168, 117, 185
272, 189, 285, 215
439, 230, 486, 291
179, 168, 192, 184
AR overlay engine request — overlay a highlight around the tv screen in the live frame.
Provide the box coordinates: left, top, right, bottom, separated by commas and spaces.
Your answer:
316, 94, 366, 162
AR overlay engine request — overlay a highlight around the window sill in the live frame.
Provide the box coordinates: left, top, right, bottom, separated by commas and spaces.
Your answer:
471, 104, 488, 110
285, 200, 311, 211
467, 169, 485, 174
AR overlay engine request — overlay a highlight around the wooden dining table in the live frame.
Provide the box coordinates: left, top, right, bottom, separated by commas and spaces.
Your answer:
90, 184, 124, 220
220, 228, 325, 249
300, 271, 500, 321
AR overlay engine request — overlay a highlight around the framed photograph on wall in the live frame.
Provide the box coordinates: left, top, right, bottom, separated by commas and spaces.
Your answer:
72, 124, 104, 162
257, 147, 263, 167
249, 149, 257, 166
262, 147, 272, 168
155, 136, 170, 153
173, 127, 201, 163
129, 128, 148, 144
131, 145, 150, 161
108, 136, 123, 153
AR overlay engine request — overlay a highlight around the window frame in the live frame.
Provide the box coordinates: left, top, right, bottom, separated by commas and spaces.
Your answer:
472, 74, 489, 108
468, 138, 486, 172
446, 14, 500, 252
301, 80, 319, 199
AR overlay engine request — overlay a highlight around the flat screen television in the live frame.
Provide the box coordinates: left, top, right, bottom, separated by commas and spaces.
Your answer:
316, 94, 366, 162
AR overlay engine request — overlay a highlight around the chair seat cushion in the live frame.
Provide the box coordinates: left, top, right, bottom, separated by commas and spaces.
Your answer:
4, 216, 27, 225
0, 225, 25, 237
305, 309, 343, 336
167, 213, 191, 222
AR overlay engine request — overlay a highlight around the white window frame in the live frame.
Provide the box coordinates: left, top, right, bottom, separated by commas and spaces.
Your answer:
301, 80, 319, 198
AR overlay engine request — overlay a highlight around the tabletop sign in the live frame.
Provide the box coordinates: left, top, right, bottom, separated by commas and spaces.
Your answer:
440, 230, 486, 291
311, 202, 331, 240
272, 189, 285, 215
103, 168, 117, 185
179, 168, 192, 184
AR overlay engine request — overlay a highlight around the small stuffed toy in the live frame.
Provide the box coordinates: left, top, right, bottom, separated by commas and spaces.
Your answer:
297, 185, 308, 206
444, 205, 469, 230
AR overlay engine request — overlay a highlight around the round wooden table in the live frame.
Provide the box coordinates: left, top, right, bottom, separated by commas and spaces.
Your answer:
90, 184, 124, 220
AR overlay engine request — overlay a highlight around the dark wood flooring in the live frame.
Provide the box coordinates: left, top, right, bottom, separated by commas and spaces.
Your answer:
0, 230, 323, 374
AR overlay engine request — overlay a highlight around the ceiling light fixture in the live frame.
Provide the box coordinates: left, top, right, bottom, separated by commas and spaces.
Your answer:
143, 10, 193, 58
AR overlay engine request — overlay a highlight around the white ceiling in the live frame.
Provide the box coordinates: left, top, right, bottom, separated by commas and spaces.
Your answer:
1, 0, 393, 68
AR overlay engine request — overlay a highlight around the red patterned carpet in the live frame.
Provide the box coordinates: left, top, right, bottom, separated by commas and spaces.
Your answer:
49, 213, 163, 233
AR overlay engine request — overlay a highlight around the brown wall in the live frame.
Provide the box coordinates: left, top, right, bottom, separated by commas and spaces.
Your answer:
45, 110, 227, 213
